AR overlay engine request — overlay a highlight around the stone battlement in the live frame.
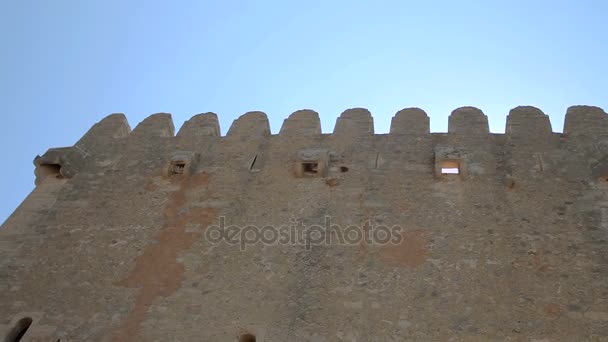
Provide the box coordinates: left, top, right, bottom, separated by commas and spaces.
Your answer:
32, 105, 607, 186
76, 105, 608, 140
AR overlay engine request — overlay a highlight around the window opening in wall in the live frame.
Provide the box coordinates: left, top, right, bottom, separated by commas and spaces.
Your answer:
303, 162, 318, 175
239, 333, 256, 342
170, 162, 186, 175
40, 164, 62, 179
249, 154, 258, 171
4, 317, 33, 342
340, 166, 349, 172
374, 152, 380, 169
440, 161, 460, 175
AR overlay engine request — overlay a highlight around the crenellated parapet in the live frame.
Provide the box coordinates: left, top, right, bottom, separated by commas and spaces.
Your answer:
506, 106, 553, 144
177, 112, 220, 139
390, 108, 430, 136
227, 111, 271, 138
75, 113, 131, 150
505, 106, 553, 139
32, 105, 608, 185
333, 108, 374, 137
131, 113, 175, 138
448, 106, 489, 135
563, 105, 608, 138
70, 105, 606, 143
279, 110, 321, 137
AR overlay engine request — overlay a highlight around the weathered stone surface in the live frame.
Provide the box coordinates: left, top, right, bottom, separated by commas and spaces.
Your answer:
390, 107, 430, 135
280, 109, 322, 136
227, 111, 271, 138
563, 105, 608, 137
1, 105, 608, 341
177, 112, 220, 138
76, 113, 131, 145
448, 106, 489, 135
506, 106, 553, 142
132, 113, 175, 137
333, 108, 374, 136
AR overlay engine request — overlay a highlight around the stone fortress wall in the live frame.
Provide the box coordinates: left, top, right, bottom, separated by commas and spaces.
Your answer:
1, 105, 607, 341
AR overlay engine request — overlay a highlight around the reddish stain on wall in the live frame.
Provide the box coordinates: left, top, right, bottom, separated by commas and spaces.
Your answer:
379, 230, 428, 267
544, 303, 562, 317
111, 172, 215, 341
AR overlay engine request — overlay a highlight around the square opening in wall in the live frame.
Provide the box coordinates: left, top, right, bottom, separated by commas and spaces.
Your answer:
440, 161, 460, 175
302, 162, 319, 175
40, 164, 62, 179
170, 162, 186, 175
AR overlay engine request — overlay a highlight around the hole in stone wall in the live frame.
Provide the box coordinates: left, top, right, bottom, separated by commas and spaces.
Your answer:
239, 333, 256, 342
303, 162, 318, 175
170, 162, 186, 175
340, 166, 349, 172
440, 161, 460, 175
4, 317, 33, 342
39, 164, 62, 179
249, 154, 258, 171
442, 168, 459, 174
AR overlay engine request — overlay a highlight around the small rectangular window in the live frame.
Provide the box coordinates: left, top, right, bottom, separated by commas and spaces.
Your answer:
170, 162, 186, 175
440, 161, 460, 175
40, 164, 62, 179
303, 162, 318, 175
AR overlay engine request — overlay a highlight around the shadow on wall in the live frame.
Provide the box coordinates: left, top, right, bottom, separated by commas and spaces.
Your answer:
4, 316, 32, 342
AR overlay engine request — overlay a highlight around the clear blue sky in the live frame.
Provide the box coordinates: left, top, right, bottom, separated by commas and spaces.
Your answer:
1, 0, 607, 224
